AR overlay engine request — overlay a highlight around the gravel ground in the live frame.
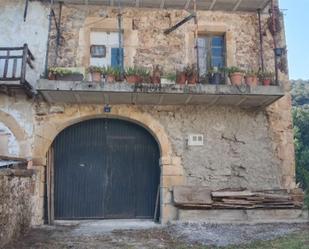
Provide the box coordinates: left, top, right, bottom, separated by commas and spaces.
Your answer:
4, 221, 309, 249
168, 222, 309, 247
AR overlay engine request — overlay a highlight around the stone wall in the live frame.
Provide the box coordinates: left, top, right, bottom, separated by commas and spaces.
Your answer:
48, 5, 277, 75
0, 169, 34, 248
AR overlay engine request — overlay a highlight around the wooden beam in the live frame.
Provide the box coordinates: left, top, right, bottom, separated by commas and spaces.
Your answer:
233, 0, 242, 11
110, 0, 114, 6
164, 13, 195, 35
135, 0, 140, 7
209, 0, 217, 10
160, 0, 165, 9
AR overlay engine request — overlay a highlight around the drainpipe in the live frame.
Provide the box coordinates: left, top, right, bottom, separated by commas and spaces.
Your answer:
55, 2, 63, 65
117, 0, 124, 78
257, 9, 265, 73
44, 0, 54, 78
271, 0, 279, 86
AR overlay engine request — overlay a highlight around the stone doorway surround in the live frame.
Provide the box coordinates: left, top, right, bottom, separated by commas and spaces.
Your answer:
32, 104, 185, 225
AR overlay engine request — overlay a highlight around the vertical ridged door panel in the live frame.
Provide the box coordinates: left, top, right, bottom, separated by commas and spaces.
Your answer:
53, 119, 160, 219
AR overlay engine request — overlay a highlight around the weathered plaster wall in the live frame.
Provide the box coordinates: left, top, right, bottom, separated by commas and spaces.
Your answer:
0, 0, 49, 86
0, 123, 19, 156
0, 93, 34, 158
0, 169, 34, 248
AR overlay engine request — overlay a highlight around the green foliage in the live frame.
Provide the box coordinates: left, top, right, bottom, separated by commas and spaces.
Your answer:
258, 70, 274, 79
292, 80, 309, 203
165, 73, 177, 82
291, 80, 309, 106
125, 66, 139, 76
48, 67, 76, 76
245, 69, 259, 77
225, 66, 245, 74
87, 66, 103, 73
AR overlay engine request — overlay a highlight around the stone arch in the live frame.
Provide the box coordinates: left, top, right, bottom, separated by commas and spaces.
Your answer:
0, 109, 27, 142
0, 110, 28, 157
34, 106, 173, 159
33, 105, 184, 223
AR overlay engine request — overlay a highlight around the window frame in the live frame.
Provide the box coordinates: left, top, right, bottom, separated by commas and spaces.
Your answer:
90, 45, 107, 58
197, 33, 226, 74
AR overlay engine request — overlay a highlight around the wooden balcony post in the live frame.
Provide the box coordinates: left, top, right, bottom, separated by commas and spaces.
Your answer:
21, 43, 28, 84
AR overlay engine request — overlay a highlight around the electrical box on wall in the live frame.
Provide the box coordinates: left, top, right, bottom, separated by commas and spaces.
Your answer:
187, 134, 204, 146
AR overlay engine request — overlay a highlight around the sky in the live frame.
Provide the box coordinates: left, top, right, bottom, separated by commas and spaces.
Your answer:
280, 0, 309, 80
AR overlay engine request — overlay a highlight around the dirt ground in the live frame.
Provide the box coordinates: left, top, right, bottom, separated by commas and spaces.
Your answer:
4, 220, 309, 249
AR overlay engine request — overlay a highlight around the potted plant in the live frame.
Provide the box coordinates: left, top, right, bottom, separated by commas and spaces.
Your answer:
125, 67, 140, 84
208, 67, 224, 85
152, 65, 162, 84
88, 66, 102, 82
185, 64, 198, 85
176, 70, 186, 84
245, 70, 259, 86
102, 66, 116, 83
138, 67, 151, 83
227, 66, 245, 86
162, 73, 176, 84
259, 71, 274, 86
48, 67, 84, 81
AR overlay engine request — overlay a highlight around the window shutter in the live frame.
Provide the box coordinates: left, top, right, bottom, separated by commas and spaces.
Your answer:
111, 48, 124, 68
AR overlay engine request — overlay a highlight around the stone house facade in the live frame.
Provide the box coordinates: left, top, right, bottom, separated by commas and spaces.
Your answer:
0, 0, 304, 226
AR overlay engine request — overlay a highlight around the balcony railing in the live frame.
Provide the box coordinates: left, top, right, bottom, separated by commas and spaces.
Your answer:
0, 44, 35, 96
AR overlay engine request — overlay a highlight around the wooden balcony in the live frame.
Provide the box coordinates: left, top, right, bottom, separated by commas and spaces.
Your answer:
0, 44, 35, 97
37, 79, 284, 109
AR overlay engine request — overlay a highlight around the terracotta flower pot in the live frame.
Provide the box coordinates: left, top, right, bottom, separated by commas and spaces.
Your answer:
229, 72, 244, 86
245, 75, 258, 86
48, 72, 56, 80
176, 72, 187, 85
126, 75, 140, 84
263, 78, 272, 86
151, 76, 161, 84
91, 72, 101, 82
106, 74, 115, 83
187, 74, 198, 85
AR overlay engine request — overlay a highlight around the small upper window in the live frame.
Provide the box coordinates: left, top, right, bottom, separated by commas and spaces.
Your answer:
197, 35, 225, 76
90, 45, 106, 58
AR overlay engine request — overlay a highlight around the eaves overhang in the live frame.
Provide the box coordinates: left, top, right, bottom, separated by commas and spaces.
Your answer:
49, 0, 271, 12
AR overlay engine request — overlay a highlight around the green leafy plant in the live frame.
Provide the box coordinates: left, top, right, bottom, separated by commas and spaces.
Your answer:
125, 66, 139, 76
102, 66, 116, 76
165, 73, 177, 82
48, 67, 76, 76
258, 71, 274, 78
246, 69, 258, 77
225, 66, 245, 74
184, 64, 197, 77
87, 66, 103, 73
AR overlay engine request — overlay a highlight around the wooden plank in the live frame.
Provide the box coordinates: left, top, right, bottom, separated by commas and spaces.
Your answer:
173, 186, 213, 205
212, 190, 254, 198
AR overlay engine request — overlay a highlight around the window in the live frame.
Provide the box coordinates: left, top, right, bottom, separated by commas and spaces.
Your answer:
197, 35, 225, 76
90, 45, 106, 58
90, 31, 124, 68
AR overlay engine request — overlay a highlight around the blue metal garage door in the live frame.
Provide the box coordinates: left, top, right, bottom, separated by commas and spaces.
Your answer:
53, 119, 160, 219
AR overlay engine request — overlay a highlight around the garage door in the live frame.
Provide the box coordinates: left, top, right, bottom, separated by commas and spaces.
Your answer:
53, 119, 160, 219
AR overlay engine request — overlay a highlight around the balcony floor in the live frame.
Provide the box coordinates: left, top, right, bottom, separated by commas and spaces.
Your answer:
37, 79, 284, 109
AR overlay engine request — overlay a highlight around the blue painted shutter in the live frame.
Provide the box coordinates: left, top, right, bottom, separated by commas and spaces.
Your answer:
111, 48, 124, 68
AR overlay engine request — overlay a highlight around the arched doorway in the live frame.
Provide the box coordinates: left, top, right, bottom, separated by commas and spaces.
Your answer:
51, 118, 160, 220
